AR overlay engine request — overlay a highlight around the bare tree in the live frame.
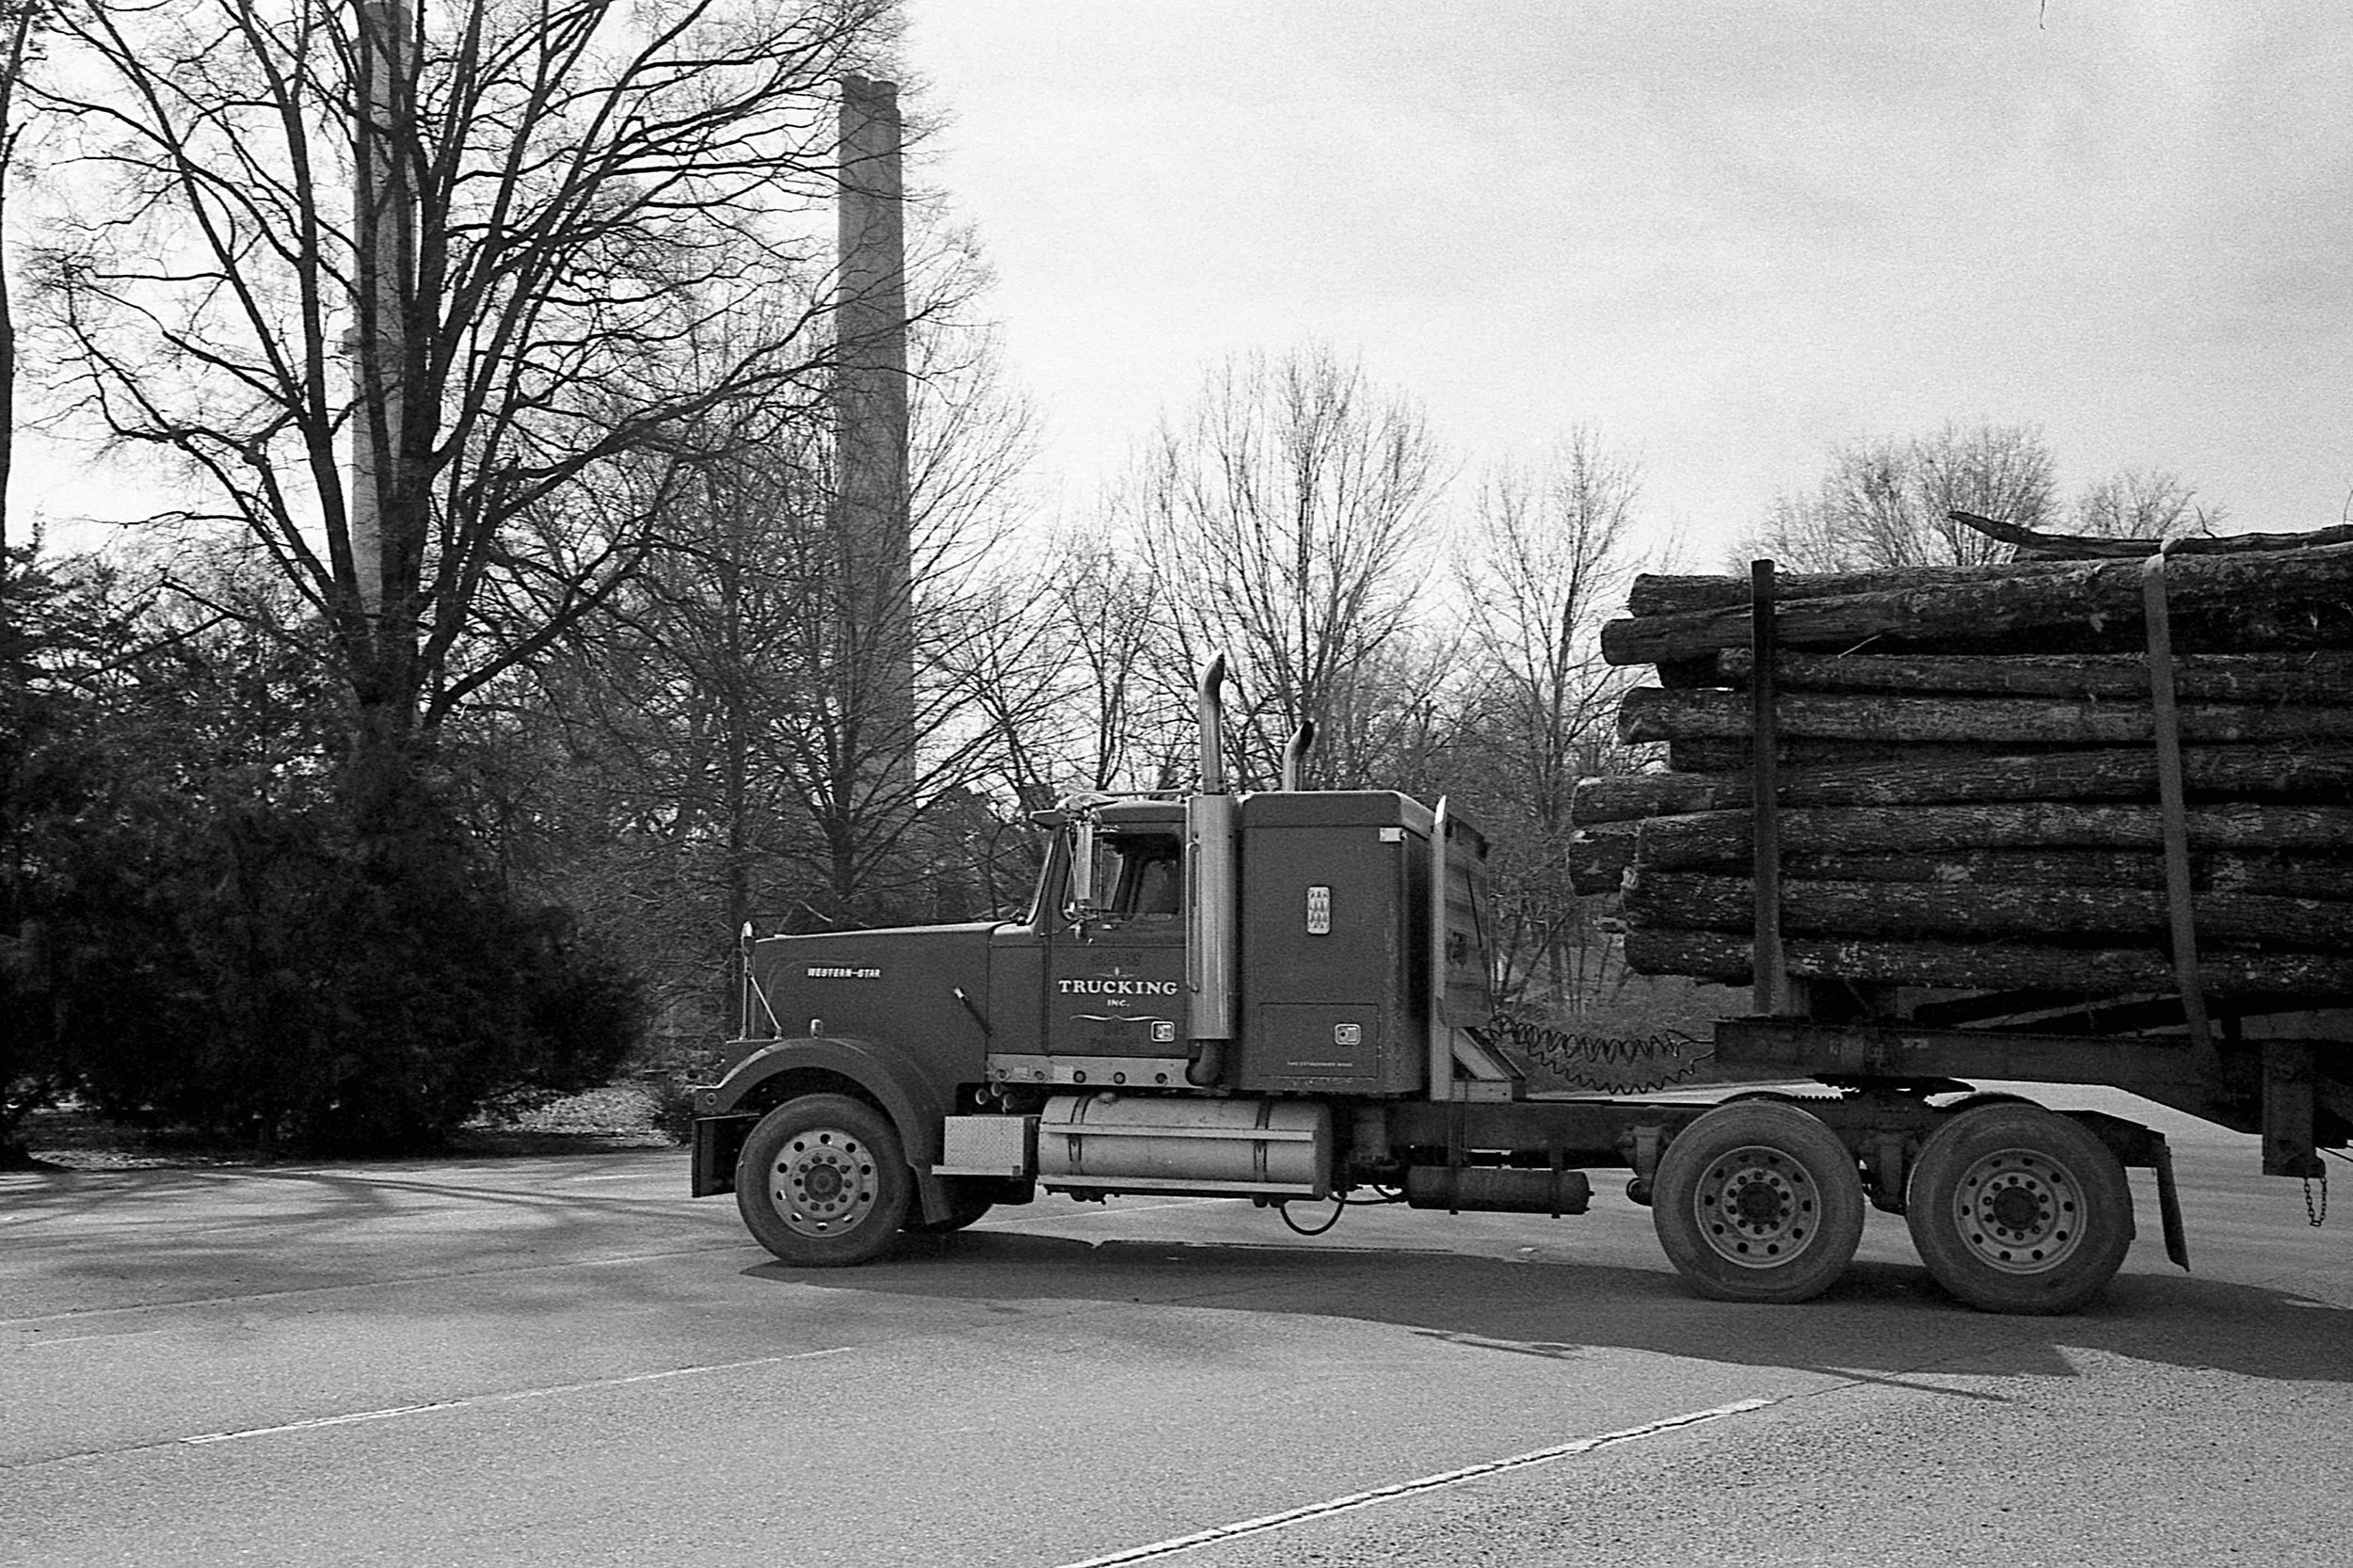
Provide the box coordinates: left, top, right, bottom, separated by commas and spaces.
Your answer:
487, 266, 1042, 1039
1745, 421, 2057, 570
27, 0, 898, 831
0, 0, 44, 560
952, 526, 1154, 801
2070, 466, 2214, 540
1134, 344, 1445, 788
1314, 631, 1463, 798
1453, 429, 1646, 1008
986, 520, 1199, 798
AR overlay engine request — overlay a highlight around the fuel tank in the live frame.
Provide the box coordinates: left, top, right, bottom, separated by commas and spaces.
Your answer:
1036, 1093, 1332, 1198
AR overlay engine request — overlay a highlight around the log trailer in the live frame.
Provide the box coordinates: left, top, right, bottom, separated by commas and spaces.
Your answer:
688, 645, 2349, 1315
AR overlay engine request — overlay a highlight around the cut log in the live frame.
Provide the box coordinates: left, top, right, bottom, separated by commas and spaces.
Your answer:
1949, 509, 2353, 560
1618, 687, 2353, 746
1621, 928, 2353, 996
1630, 559, 2106, 618
1571, 744, 2353, 824
1601, 540, 2353, 666
1667, 738, 2020, 776
1623, 871, 2353, 950
1708, 648, 2353, 703
1773, 849, 2353, 903
1635, 803, 2353, 871
1626, 536, 2353, 616
1566, 819, 1640, 894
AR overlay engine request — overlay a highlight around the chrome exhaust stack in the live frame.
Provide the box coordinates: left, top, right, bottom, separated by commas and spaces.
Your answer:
1186, 656, 1238, 1085
1281, 720, 1316, 792
1195, 653, 1229, 792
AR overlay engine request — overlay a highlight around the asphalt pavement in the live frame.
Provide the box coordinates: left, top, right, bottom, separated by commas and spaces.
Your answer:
3, 1084, 2347, 1566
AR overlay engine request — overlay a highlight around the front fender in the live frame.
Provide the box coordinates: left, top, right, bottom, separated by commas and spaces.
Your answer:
692, 1036, 952, 1209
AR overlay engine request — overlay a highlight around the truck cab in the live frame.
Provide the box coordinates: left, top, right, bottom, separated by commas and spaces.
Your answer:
686, 656, 1516, 1256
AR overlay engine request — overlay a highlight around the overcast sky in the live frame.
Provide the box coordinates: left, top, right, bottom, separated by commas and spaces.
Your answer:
899, 1, 2353, 568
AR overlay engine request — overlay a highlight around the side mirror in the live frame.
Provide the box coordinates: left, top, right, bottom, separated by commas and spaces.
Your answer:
1066, 818, 1096, 912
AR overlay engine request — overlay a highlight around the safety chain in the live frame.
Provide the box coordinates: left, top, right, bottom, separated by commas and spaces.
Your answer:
2308, 1172, 2328, 1228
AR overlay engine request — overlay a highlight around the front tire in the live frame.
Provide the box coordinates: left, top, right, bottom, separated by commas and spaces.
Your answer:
1905, 1103, 2132, 1315
735, 1095, 911, 1267
1652, 1100, 1866, 1304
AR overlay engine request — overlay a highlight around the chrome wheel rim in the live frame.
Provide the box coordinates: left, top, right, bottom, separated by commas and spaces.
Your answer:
1948, 1146, 2085, 1274
769, 1126, 880, 1239
1692, 1144, 1821, 1269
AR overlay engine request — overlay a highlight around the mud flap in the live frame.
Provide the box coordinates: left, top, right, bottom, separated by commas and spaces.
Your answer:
2153, 1138, 2190, 1272
692, 1113, 758, 1197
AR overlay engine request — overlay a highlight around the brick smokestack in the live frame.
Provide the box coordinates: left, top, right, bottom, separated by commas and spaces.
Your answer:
836, 74, 913, 773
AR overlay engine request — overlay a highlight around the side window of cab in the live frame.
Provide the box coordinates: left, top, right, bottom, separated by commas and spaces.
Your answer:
1107, 836, 1183, 920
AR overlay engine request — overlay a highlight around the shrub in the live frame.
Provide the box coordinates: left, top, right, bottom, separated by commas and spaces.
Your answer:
72, 790, 642, 1157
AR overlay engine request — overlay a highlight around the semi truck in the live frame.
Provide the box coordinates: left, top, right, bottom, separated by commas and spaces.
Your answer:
686, 652, 2348, 1316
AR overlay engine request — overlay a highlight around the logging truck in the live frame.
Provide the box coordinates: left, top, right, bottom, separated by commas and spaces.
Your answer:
686, 563, 2351, 1312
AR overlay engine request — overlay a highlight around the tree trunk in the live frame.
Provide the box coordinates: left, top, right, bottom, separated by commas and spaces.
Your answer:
340, 684, 440, 872
1622, 927, 2353, 994
0, 5, 27, 560
1623, 870, 2353, 949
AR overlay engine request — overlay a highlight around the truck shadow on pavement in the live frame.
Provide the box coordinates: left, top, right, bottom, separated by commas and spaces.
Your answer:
10, 1156, 2341, 1396
746, 1228, 2353, 1390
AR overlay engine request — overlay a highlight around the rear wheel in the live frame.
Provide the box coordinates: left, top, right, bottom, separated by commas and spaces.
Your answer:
1652, 1100, 1866, 1304
735, 1095, 910, 1267
1905, 1103, 2132, 1315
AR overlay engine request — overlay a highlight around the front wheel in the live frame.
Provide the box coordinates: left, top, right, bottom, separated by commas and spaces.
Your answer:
735, 1095, 911, 1267
1905, 1103, 2132, 1315
1652, 1100, 1866, 1304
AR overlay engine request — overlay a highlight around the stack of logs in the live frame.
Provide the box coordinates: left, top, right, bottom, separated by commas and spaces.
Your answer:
1569, 515, 2353, 1000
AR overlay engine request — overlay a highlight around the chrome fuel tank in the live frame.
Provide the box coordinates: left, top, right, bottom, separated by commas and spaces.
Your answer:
1036, 1094, 1331, 1199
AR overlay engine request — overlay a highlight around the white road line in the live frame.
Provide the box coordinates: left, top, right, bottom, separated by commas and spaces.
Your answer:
1054, 1397, 1776, 1568
12, 1324, 184, 1350
179, 1400, 470, 1442
177, 1347, 854, 1446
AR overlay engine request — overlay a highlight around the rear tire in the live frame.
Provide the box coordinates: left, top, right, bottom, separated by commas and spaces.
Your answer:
1905, 1103, 2132, 1315
735, 1095, 910, 1267
1652, 1100, 1865, 1304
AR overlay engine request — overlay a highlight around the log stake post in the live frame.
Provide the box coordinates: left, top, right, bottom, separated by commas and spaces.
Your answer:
1751, 560, 1791, 1016
2142, 547, 2214, 1059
